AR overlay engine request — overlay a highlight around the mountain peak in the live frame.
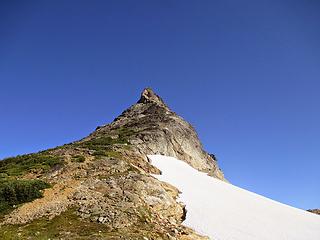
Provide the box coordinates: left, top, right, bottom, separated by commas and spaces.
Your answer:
137, 87, 167, 107
0, 87, 224, 239
90, 87, 225, 180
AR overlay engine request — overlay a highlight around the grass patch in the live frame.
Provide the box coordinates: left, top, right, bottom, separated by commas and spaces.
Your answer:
92, 150, 108, 157
117, 126, 136, 137
92, 149, 122, 160
80, 136, 128, 151
104, 150, 122, 159
0, 179, 50, 215
79, 127, 136, 151
0, 153, 63, 177
93, 150, 122, 159
137, 206, 153, 223
0, 208, 168, 240
71, 155, 86, 163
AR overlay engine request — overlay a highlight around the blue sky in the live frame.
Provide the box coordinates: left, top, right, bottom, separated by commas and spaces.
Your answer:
0, 0, 319, 210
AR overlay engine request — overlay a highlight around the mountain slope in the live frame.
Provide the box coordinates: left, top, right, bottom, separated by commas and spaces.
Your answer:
0, 88, 223, 239
150, 155, 320, 240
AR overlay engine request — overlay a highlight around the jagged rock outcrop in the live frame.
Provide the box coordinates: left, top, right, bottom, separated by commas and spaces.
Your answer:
308, 209, 320, 215
0, 88, 223, 240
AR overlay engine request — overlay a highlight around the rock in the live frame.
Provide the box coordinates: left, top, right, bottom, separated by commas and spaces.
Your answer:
307, 209, 320, 215
98, 217, 105, 223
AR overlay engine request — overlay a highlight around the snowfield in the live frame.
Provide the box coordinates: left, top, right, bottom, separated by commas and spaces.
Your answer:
149, 155, 320, 240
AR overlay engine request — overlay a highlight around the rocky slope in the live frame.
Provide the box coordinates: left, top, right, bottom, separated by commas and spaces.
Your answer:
308, 209, 320, 215
0, 88, 225, 240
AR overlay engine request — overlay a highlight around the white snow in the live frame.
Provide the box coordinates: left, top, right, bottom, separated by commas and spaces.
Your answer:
149, 155, 320, 240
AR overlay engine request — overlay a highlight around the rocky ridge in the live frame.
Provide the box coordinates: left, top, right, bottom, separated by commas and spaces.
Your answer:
307, 209, 320, 215
0, 88, 224, 240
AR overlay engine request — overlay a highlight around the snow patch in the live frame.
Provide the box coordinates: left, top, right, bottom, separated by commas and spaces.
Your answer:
149, 154, 320, 240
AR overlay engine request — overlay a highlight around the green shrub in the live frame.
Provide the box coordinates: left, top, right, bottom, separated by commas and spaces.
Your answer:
117, 127, 136, 137
104, 150, 122, 159
71, 155, 85, 163
0, 153, 63, 176
78, 127, 136, 151
0, 179, 50, 214
80, 136, 128, 151
92, 150, 107, 156
92, 150, 122, 160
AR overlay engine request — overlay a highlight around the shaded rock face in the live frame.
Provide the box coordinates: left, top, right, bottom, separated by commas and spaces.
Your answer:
91, 88, 225, 180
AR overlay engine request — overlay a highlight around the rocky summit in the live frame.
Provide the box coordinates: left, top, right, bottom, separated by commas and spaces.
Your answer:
0, 88, 225, 240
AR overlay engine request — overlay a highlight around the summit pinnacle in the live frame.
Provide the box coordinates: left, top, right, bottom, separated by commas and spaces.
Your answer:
137, 87, 167, 107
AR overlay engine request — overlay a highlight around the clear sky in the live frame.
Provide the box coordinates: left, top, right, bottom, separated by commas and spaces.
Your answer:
0, 0, 319, 210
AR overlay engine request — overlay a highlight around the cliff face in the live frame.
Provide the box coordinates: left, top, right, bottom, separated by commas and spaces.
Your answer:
0, 88, 224, 240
